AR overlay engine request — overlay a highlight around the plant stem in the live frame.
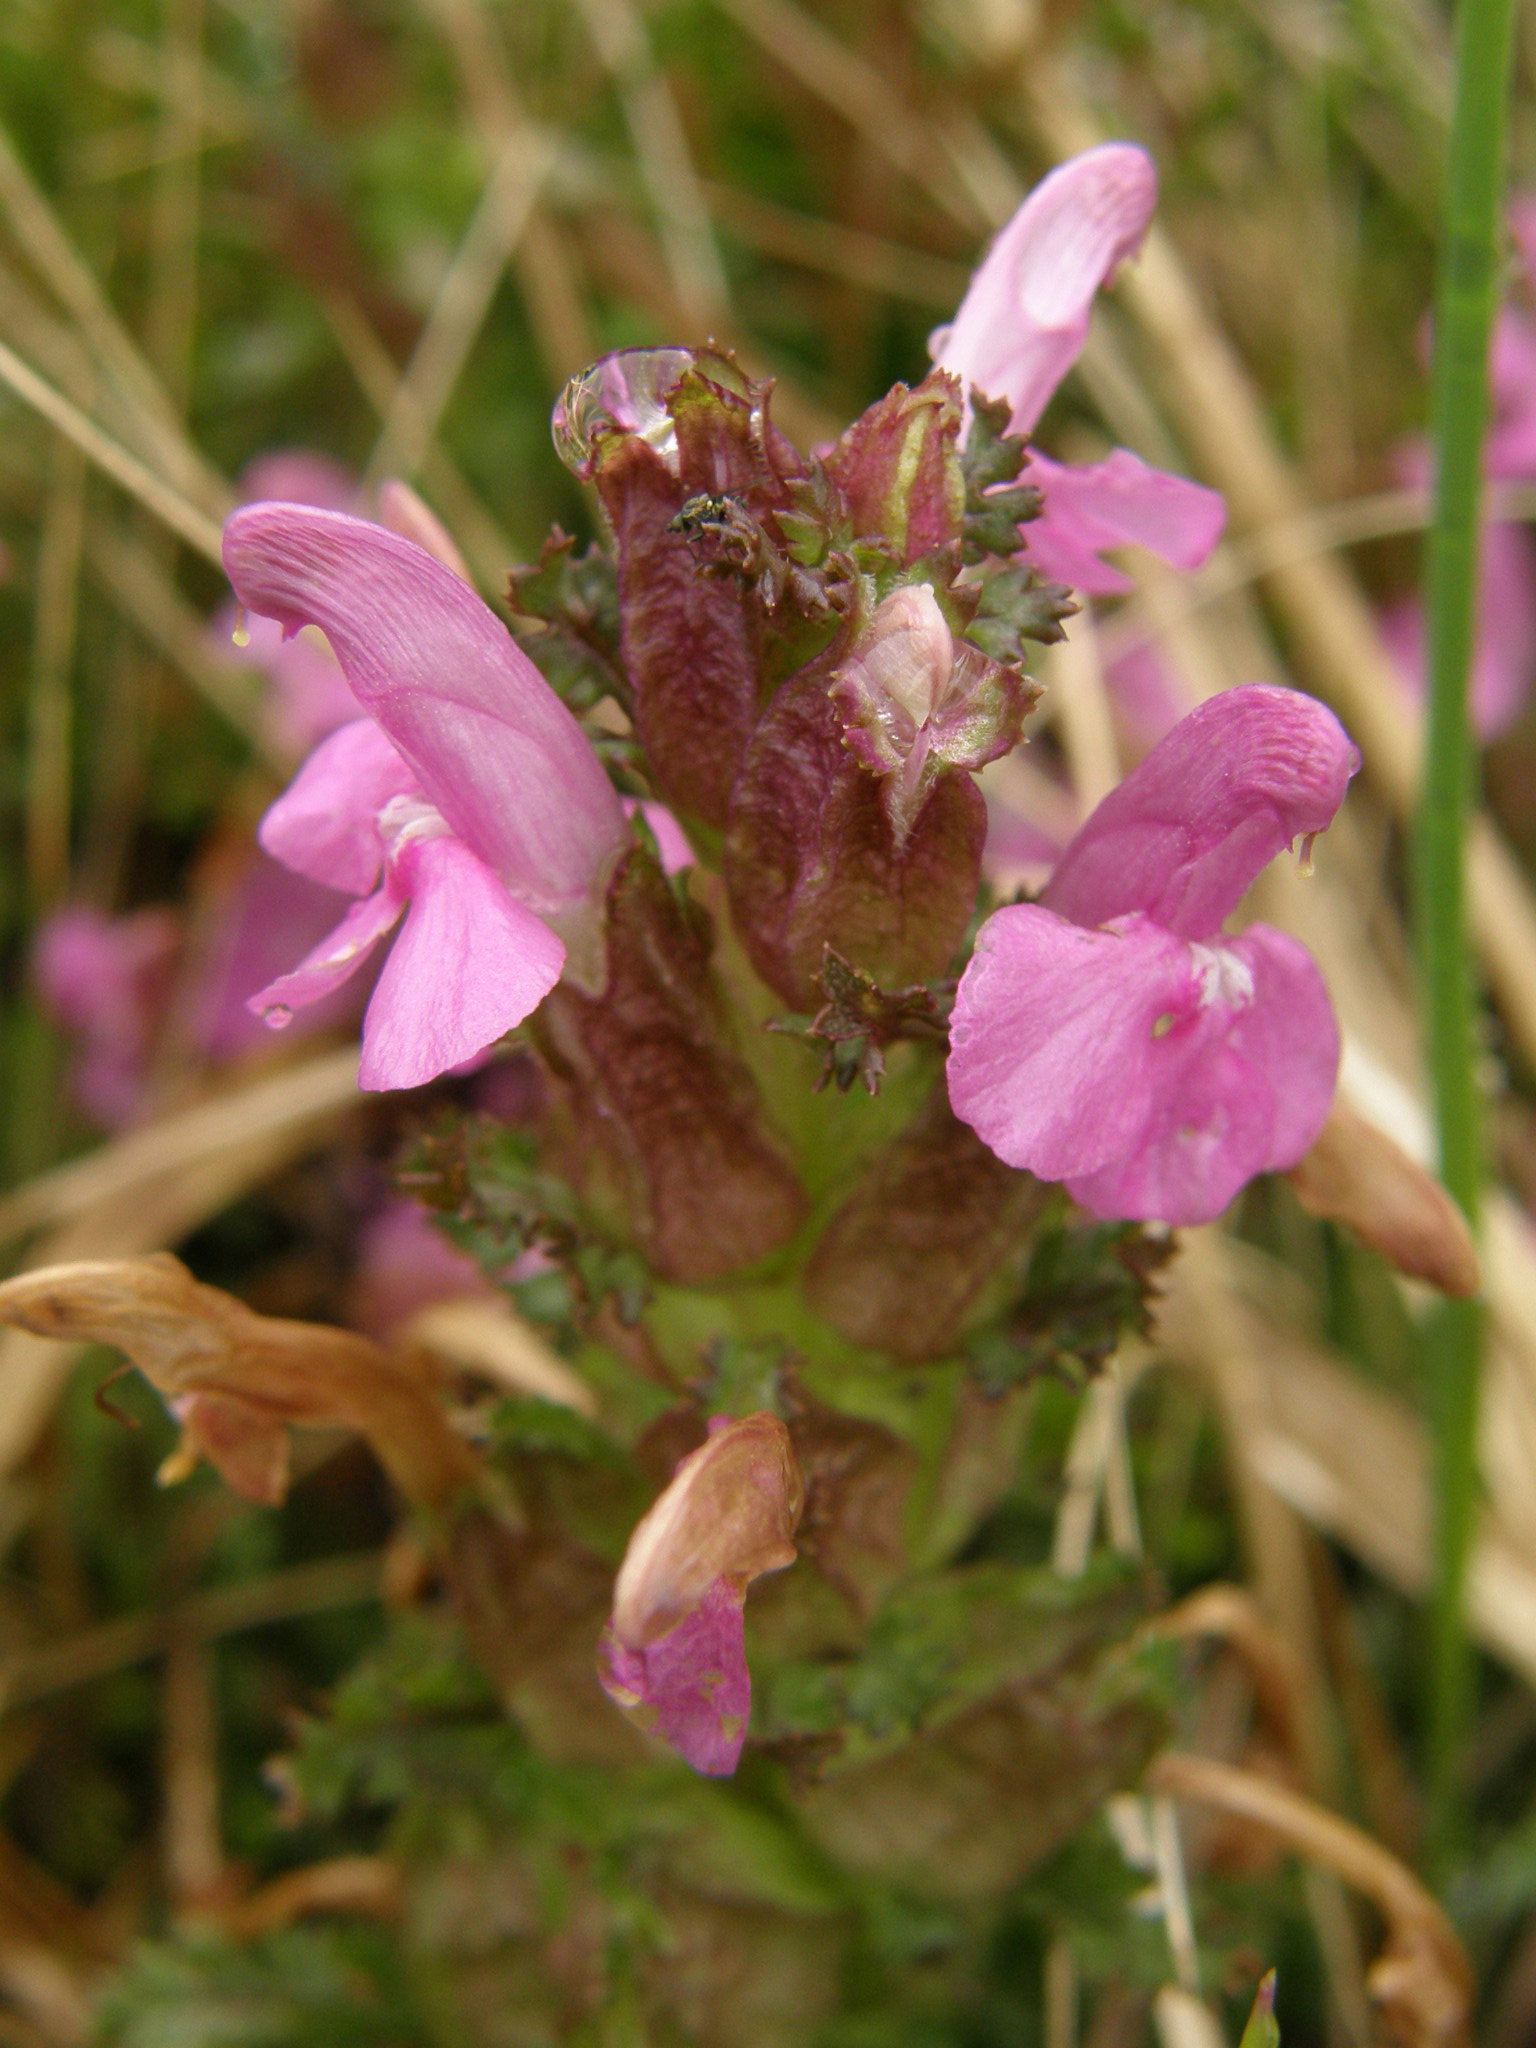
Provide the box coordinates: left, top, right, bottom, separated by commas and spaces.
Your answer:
1419, 0, 1516, 1867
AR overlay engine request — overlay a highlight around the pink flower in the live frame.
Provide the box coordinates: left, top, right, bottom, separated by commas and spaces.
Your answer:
930, 144, 1225, 596
1380, 199, 1536, 741
181, 848, 376, 1060
597, 1413, 804, 1776
218, 452, 364, 754
32, 905, 180, 1126
947, 685, 1359, 1224
348, 1199, 491, 1338
1379, 517, 1536, 742
223, 505, 626, 1092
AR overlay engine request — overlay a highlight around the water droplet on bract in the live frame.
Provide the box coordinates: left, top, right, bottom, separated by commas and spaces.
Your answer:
262, 1003, 293, 1030
230, 605, 250, 649
551, 349, 689, 477
550, 347, 752, 479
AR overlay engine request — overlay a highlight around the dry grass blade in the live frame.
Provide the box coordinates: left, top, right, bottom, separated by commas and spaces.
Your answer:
0, 1048, 363, 1249
0, 1255, 481, 1508
1148, 1752, 1472, 2047
1102, 484, 1536, 669
86, 519, 281, 764
1159, 1232, 1536, 1694
573, 0, 729, 323
405, 1297, 598, 1415
421, 0, 594, 380
0, 122, 229, 516
1152, 1585, 1308, 1774
144, 0, 203, 412
317, 286, 518, 586
215, 1857, 403, 1939
701, 183, 970, 306
0, 1551, 382, 1713
712, 0, 989, 229
0, 336, 223, 563
364, 127, 550, 487
26, 439, 86, 909
161, 1634, 223, 1911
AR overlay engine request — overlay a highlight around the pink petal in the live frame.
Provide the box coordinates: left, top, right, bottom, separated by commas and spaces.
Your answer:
213, 602, 360, 754
597, 1578, 752, 1776
33, 905, 179, 1039
1040, 684, 1359, 939
930, 144, 1156, 435
1025, 449, 1226, 597
624, 797, 695, 874
946, 907, 1196, 1182
33, 905, 181, 1127
376, 479, 472, 584
1066, 926, 1338, 1223
184, 852, 376, 1059
1469, 522, 1536, 733
1222, 925, 1340, 1168
247, 880, 405, 1025
223, 506, 625, 918
1378, 523, 1536, 741
350, 1200, 490, 1339
1064, 1030, 1275, 1225
983, 795, 1068, 882
237, 450, 356, 512
357, 833, 564, 1091
258, 717, 418, 896
1103, 636, 1189, 748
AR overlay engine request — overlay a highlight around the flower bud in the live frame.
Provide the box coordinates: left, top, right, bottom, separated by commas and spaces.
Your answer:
598, 1412, 803, 1775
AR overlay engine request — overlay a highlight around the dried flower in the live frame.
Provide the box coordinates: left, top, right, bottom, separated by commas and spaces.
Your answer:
597, 1413, 803, 1775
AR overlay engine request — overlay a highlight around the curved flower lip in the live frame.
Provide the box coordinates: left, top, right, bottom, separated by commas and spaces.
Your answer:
257, 717, 419, 898
946, 909, 1340, 1226
611, 1413, 803, 1650
1023, 450, 1227, 597
1040, 683, 1360, 939
249, 805, 567, 1094
223, 504, 625, 920
930, 143, 1157, 437
947, 684, 1355, 1224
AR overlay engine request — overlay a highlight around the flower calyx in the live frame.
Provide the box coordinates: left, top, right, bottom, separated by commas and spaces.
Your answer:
768, 944, 954, 1095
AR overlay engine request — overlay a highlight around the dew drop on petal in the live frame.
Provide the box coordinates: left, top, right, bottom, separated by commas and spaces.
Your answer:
261, 1003, 294, 1030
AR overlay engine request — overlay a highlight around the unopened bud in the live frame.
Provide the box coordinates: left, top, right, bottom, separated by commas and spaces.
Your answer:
857, 585, 955, 729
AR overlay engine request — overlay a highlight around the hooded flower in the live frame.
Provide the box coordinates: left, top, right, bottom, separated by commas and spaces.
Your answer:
947, 685, 1359, 1224
223, 504, 627, 1092
930, 144, 1225, 596
597, 1413, 804, 1775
